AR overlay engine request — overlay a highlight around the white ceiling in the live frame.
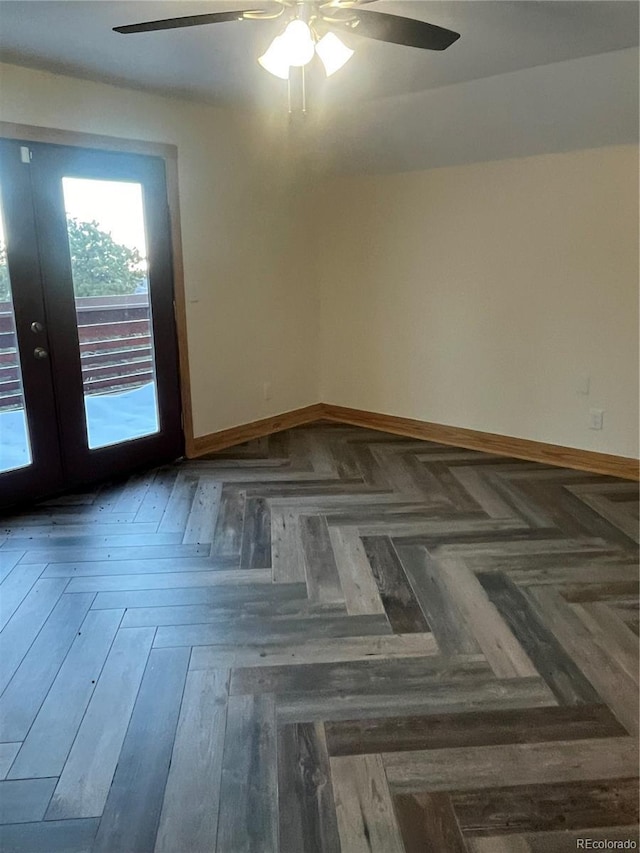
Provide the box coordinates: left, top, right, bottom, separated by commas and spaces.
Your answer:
0, 1, 638, 110
303, 46, 639, 172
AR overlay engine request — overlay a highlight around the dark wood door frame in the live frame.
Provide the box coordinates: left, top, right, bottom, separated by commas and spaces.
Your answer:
0, 141, 64, 504
30, 142, 183, 484
0, 121, 196, 458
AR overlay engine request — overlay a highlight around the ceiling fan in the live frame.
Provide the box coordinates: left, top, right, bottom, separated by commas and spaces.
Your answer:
114, 1, 461, 82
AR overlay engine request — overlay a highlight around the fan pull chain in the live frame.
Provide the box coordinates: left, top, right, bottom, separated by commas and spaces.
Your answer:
287, 67, 307, 118
302, 65, 307, 114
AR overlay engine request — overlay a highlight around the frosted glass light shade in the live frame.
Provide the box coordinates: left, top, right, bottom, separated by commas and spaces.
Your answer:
315, 32, 354, 76
258, 19, 316, 78
281, 20, 315, 67
258, 36, 290, 79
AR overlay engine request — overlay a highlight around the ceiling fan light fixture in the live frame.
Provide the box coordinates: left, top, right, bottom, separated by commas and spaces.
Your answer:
258, 36, 291, 79
315, 31, 354, 76
114, 4, 461, 101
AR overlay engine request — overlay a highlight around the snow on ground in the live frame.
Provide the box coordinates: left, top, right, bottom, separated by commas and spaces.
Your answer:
84, 382, 159, 449
0, 409, 30, 473
0, 383, 159, 473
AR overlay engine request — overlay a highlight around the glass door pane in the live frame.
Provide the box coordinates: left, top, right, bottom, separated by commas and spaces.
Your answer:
0, 192, 32, 473
61, 177, 160, 449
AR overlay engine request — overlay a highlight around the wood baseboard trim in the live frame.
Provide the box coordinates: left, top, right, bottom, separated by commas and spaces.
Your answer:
189, 402, 638, 480
321, 404, 640, 481
189, 404, 325, 457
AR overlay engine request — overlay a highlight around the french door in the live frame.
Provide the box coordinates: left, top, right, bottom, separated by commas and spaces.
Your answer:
0, 138, 183, 508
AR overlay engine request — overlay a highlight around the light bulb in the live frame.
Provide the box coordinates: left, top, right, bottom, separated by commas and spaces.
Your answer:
258, 36, 290, 80
281, 20, 315, 67
315, 32, 354, 77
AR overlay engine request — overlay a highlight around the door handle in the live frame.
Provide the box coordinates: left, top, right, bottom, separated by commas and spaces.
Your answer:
31, 321, 44, 333
33, 347, 49, 360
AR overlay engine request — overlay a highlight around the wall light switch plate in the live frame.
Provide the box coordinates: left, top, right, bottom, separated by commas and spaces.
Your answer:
589, 409, 604, 430
577, 375, 591, 396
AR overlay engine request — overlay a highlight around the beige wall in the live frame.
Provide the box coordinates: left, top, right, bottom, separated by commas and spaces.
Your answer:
0, 62, 319, 438
316, 145, 639, 458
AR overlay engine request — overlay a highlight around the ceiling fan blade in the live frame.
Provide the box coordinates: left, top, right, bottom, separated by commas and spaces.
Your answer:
113, 10, 263, 34
330, 9, 460, 51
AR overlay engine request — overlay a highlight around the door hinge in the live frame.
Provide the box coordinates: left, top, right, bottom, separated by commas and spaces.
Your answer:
20, 146, 32, 164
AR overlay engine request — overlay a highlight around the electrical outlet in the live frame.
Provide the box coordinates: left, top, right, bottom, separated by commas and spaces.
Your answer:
589, 409, 604, 430
262, 382, 272, 401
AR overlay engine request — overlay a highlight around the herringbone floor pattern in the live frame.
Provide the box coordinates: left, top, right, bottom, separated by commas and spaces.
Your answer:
0, 423, 638, 852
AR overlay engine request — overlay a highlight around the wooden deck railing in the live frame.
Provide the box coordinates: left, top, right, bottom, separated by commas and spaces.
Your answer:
0, 294, 154, 411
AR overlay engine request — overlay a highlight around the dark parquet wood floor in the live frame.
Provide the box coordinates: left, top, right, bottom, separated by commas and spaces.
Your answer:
0, 423, 638, 852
